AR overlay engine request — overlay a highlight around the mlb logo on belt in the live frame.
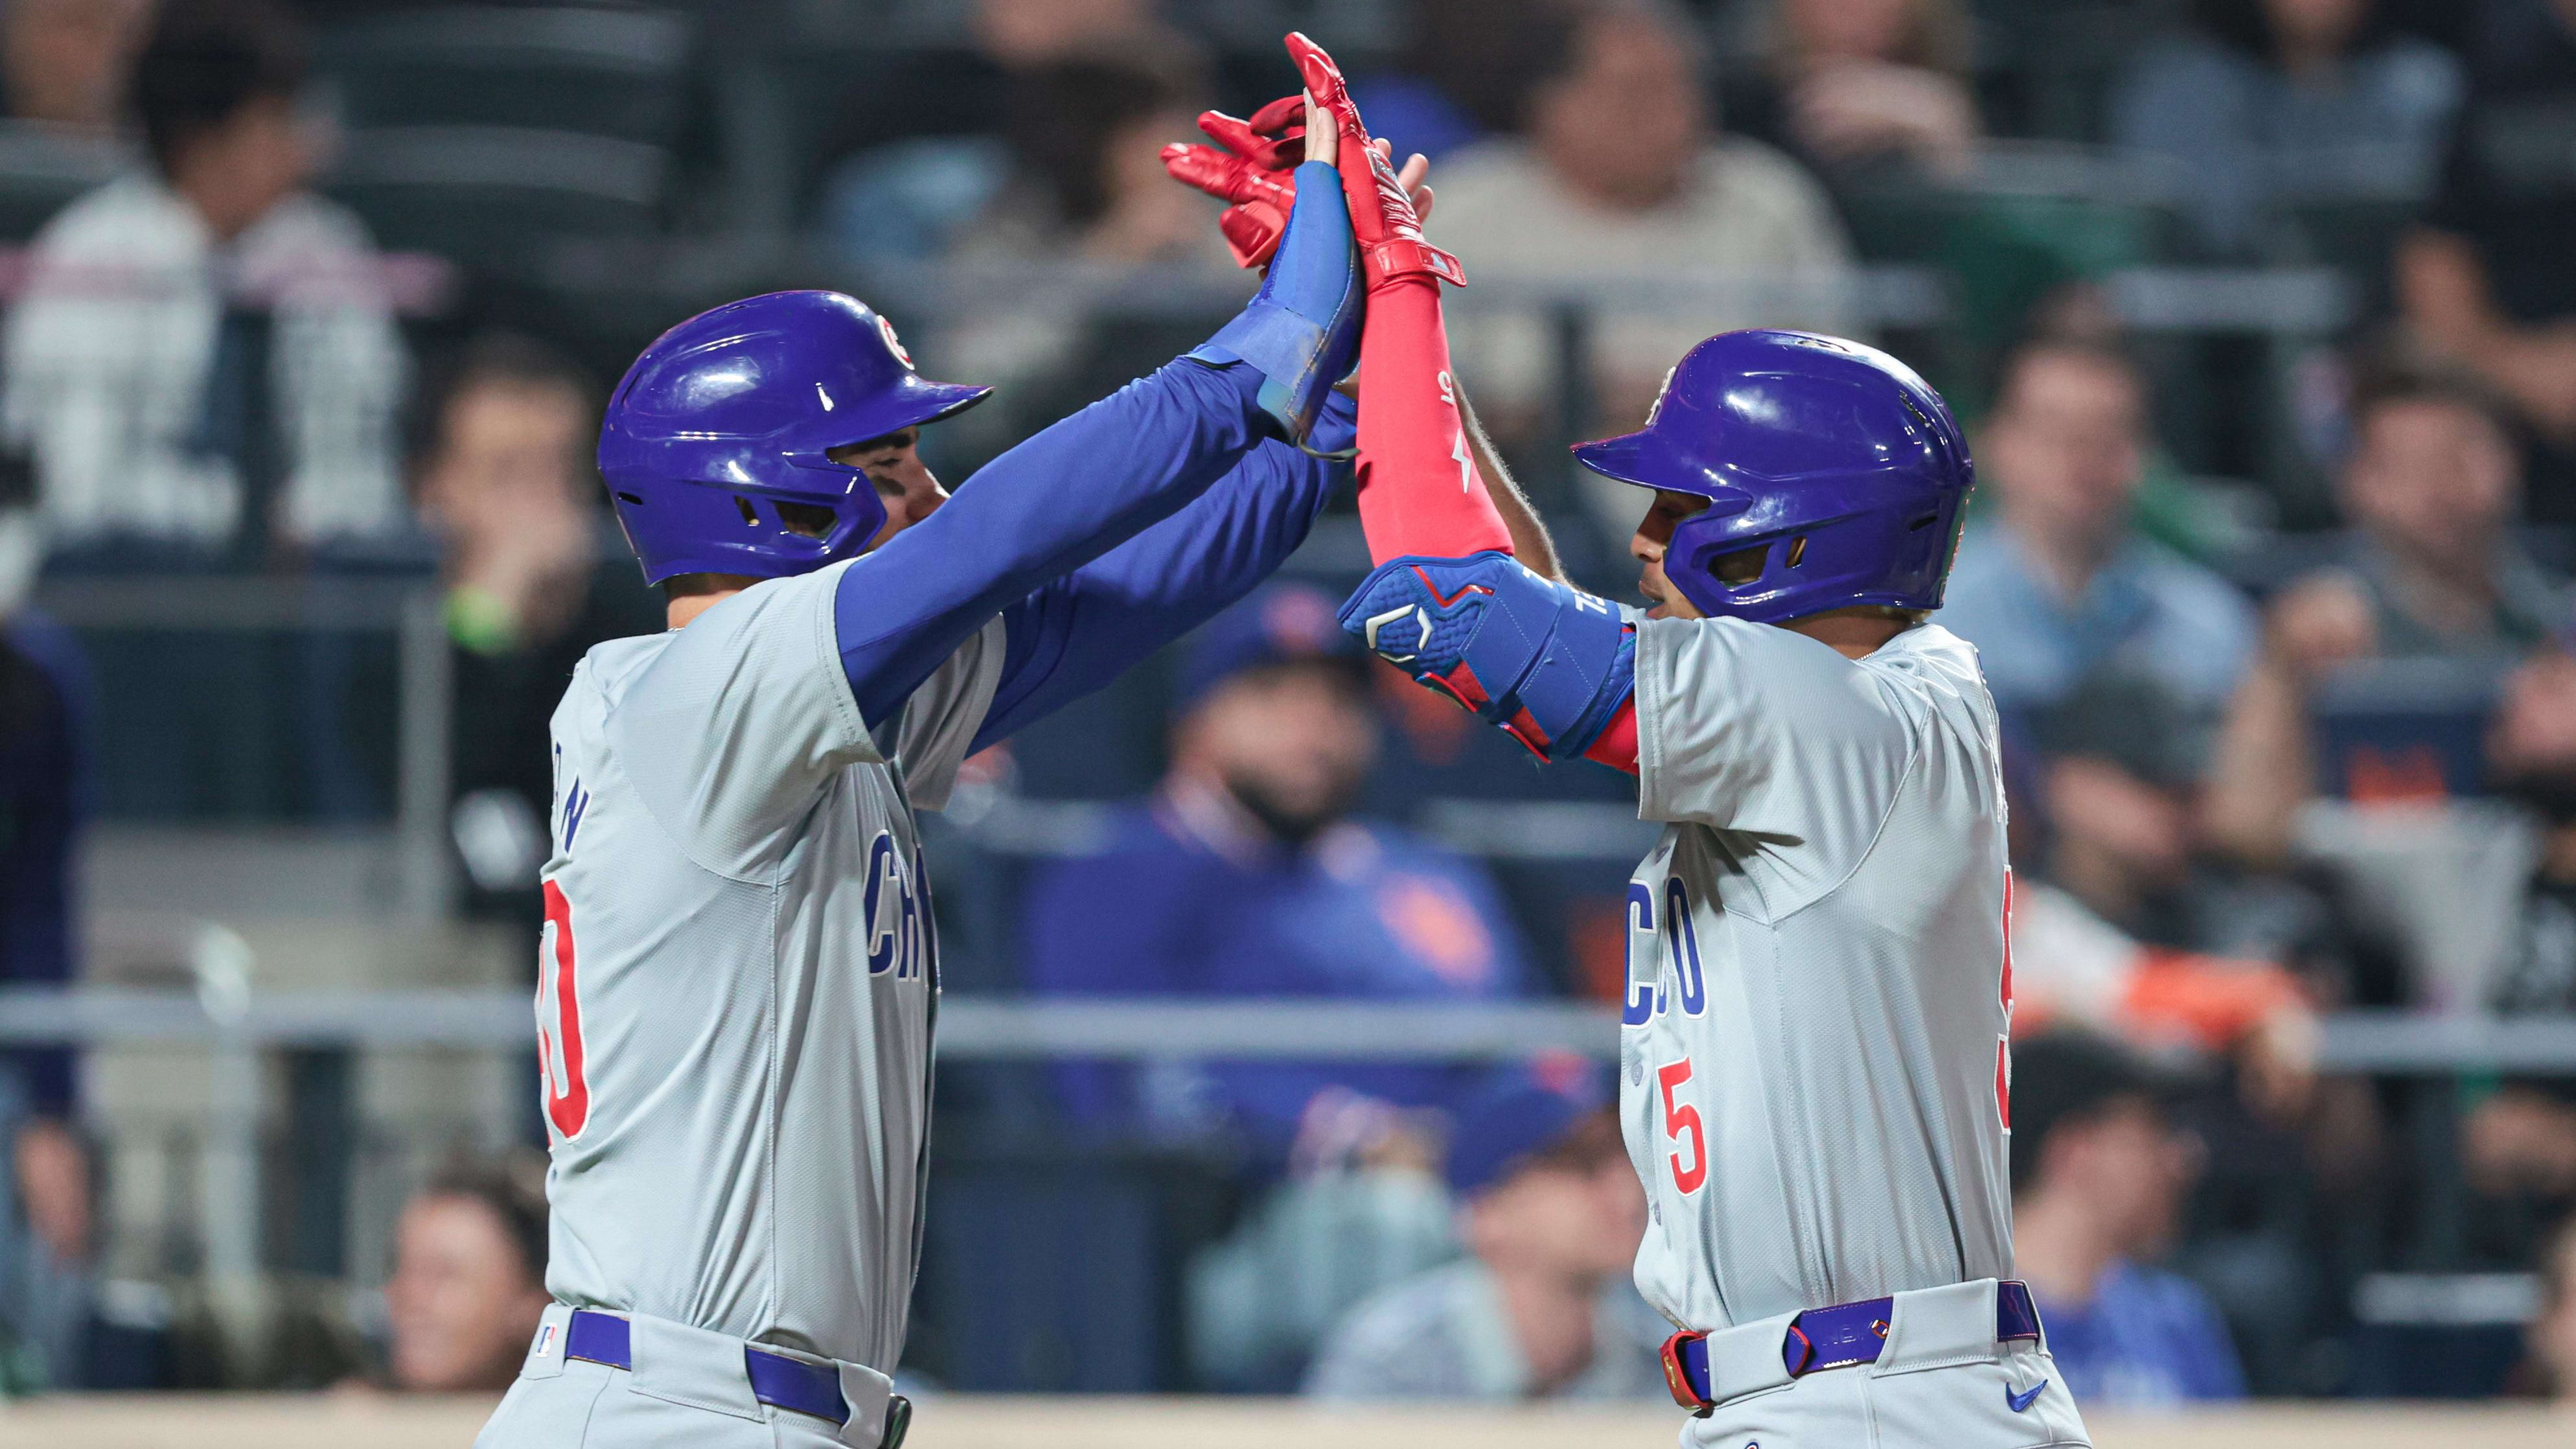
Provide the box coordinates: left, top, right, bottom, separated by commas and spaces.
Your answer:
535, 1322, 560, 1360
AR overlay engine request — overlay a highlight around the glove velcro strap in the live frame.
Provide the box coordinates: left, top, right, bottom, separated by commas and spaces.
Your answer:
1187, 302, 1338, 443
1366, 238, 1465, 288
1507, 599, 1632, 759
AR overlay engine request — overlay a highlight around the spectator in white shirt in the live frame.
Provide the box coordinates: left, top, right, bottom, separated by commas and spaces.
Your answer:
1425, 0, 1853, 542
1, 0, 407, 566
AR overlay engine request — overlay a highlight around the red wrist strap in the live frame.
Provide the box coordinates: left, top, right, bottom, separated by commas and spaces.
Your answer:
1366, 237, 1465, 288
1354, 277, 1513, 564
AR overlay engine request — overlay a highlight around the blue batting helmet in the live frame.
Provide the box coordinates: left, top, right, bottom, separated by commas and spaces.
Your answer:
1572, 330, 1972, 624
598, 290, 992, 585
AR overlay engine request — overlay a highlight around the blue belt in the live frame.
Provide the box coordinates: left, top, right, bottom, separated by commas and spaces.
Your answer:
565, 1308, 871, 1432
1660, 1281, 2042, 1415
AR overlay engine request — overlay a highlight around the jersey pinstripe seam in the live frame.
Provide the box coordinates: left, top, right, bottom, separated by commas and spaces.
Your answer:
762, 874, 784, 1346
1753, 684, 1926, 927
812, 559, 876, 758
600, 577, 869, 890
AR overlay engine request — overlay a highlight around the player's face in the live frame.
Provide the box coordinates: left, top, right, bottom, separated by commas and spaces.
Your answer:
828, 428, 949, 552
1631, 490, 1710, 620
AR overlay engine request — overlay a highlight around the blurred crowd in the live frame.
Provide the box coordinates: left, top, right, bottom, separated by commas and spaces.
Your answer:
0, 0, 2566, 1411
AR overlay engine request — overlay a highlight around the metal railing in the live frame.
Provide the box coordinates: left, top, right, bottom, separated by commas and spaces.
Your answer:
530, 242, 2354, 338
3, 988, 2569, 1073
10, 980, 2568, 1344
31, 575, 455, 920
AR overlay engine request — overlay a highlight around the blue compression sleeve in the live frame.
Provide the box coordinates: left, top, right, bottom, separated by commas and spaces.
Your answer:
971, 391, 1353, 750
834, 359, 1266, 724
1189, 161, 1361, 448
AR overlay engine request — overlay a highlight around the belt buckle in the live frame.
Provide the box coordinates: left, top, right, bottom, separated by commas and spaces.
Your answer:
1659, 1330, 1714, 1417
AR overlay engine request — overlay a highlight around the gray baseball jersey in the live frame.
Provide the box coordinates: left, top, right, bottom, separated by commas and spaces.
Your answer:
533, 560, 1001, 1370
1617, 616, 2014, 1332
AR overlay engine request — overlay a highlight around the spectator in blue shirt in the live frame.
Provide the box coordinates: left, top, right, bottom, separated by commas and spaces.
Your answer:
1944, 340, 2257, 943
1021, 582, 1535, 1167
1940, 337, 2256, 718
0, 457, 91, 1389
2008, 1030, 2248, 1409
2113, 0, 2461, 259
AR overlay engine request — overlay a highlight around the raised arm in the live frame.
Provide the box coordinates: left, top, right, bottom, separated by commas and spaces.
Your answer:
970, 391, 1353, 750
1302, 38, 1634, 769
833, 150, 1361, 726
1460, 382, 1563, 581
1330, 313, 1639, 769
1162, 36, 1635, 771
1163, 36, 1512, 565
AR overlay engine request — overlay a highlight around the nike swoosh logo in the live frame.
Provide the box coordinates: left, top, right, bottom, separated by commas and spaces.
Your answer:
2006, 1380, 2047, 1413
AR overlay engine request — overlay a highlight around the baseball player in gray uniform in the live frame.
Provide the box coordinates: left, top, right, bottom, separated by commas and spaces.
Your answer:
474, 106, 1374, 1448
1333, 328, 2094, 1449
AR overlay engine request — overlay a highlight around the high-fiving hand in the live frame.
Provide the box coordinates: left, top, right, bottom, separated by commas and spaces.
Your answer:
1160, 34, 1440, 277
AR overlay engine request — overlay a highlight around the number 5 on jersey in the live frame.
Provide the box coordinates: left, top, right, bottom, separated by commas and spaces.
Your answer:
1657, 1058, 1707, 1194
539, 880, 591, 1140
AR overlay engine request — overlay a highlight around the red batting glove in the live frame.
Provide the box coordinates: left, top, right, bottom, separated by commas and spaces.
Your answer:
1160, 96, 1305, 270
1284, 32, 1463, 291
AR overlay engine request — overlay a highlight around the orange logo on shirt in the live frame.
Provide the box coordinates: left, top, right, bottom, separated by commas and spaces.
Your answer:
2345, 745, 2448, 806
1376, 875, 1493, 986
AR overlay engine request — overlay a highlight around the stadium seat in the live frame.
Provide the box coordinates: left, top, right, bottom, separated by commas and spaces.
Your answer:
315, 8, 699, 272
327, 124, 668, 272
2277, 194, 2429, 319
319, 6, 696, 143
1837, 142, 2185, 409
